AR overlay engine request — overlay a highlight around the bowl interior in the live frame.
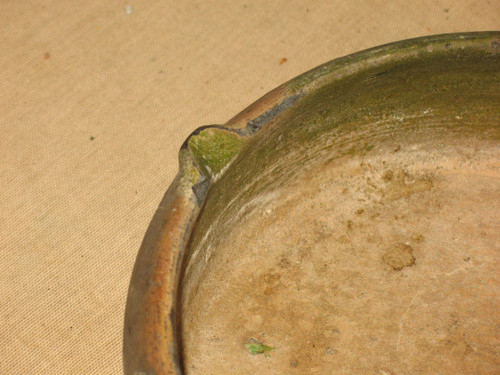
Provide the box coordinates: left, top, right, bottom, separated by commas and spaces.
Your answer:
179, 42, 500, 374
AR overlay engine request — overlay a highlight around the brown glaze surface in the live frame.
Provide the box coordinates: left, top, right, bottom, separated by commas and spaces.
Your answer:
124, 33, 500, 374
124, 175, 199, 375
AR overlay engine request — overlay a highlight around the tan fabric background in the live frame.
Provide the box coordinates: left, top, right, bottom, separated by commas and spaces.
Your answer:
1, 1, 498, 373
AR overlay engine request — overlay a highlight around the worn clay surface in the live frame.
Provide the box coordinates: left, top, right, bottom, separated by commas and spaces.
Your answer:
181, 137, 500, 374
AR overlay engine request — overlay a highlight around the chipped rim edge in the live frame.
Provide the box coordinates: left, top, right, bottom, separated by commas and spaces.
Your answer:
123, 32, 500, 375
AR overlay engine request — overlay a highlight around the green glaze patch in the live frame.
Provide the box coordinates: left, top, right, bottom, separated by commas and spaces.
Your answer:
187, 128, 246, 179
244, 338, 276, 356
286, 32, 500, 93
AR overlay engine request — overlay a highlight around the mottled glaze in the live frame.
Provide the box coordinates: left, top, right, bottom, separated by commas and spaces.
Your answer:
124, 32, 500, 375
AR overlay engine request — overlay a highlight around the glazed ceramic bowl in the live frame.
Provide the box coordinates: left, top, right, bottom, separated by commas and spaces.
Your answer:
124, 32, 500, 375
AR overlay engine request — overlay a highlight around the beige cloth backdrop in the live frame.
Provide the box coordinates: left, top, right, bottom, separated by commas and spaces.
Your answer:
1, 1, 498, 373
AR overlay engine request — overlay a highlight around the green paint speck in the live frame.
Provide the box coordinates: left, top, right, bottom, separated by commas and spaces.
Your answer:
245, 337, 276, 356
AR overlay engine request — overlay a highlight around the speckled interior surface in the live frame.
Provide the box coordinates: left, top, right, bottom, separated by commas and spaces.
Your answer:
179, 37, 500, 374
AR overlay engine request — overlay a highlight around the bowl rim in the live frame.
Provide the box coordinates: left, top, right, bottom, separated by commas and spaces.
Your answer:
123, 31, 500, 375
